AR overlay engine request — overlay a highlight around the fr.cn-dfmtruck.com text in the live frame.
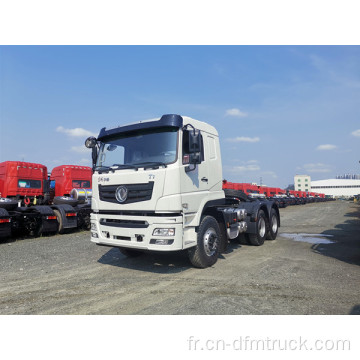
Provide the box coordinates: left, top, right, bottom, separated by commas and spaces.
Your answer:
187, 336, 351, 351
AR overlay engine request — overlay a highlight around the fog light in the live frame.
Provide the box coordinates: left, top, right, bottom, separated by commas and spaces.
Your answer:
152, 228, 175, 236
150, 239, 174, 245
91, 231, 98, 238
155, 239, 168, 245
91, 223, 97, 230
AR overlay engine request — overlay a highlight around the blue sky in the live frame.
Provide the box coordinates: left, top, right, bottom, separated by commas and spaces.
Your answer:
0, 46, 359, 188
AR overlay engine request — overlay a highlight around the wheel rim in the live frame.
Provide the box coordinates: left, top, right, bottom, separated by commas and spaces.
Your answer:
271, 214, 278, 233
203, 227, 218, 256
258, 217, 266, 238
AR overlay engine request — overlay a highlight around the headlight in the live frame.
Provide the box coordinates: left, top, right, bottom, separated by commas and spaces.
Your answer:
152, 228, 175, 236
91, 223, 97, 230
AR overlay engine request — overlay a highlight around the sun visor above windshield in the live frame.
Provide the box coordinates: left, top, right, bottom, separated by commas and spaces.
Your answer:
97, 114, 183, 141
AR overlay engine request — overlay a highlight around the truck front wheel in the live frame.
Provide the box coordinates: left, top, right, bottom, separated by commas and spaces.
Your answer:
245, 209, 267, 246
188, 216, 221, 268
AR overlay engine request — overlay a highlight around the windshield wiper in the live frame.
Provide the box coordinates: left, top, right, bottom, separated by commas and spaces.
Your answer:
111, 164, 139, 171
95, 166, 112, 174
95, 164, 139, 173
133, 162, 168, 170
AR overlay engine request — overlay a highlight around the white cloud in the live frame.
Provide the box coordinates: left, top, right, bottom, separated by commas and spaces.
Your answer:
262, 171, 278, 179
228, 164, 261, 173
56, 126, 96, 138
303, 163, 332, 173
351, 129, 360, 137
226, 136, 260, 143
79, 158, 92, 166
71, 145, 90, 154
316, 144, 337, 151
310, 54, 360, 89
225, 108, 248, 117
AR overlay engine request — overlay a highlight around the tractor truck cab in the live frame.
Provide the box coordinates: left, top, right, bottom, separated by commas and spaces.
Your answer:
0, 161, 92, 239
50, 165, 92, 202
86, 114, 280, 268
0, 161, 49, 206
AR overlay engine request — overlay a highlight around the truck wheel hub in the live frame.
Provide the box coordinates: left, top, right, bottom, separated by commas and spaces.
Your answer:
271, 215, 278, 233
203, 228, 218, 256
259, 218, 266, 237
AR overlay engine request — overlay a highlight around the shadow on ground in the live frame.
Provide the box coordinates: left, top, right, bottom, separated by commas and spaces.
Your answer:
349, 305, 360, 315
312, 204, 360, 266
97, 240, 243, 273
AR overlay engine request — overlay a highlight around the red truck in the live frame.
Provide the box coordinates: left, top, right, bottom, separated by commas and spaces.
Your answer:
0, 161, 49, 205
50, 165, 92, 202
0, 161, 92, 239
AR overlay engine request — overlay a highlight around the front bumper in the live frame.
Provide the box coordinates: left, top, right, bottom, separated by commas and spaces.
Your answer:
90, 212, 184, 251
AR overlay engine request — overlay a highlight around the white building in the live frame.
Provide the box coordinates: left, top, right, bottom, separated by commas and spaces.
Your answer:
311, 179, 360, 197
294, 175, 311, 192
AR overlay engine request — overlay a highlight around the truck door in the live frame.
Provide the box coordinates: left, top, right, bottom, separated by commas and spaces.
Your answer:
180, 131, 209, 214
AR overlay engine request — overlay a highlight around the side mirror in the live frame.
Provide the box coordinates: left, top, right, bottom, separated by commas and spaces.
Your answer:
189, 152, 201, 165
183, 127, 202, 172
188, 129, 201, 153
107, 144, 117, 151
85, 136, 97, 149
85, 137, 98, 171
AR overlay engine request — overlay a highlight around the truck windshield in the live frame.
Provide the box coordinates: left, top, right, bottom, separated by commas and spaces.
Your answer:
18, 179, 42, 189
72, 180, 91, 188
96, 127, 178, 169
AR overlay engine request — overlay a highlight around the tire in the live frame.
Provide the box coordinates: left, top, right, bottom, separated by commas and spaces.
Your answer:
245, 209, 267, 246
0, 198, 18, 211
53, 196, 79, 206
188, 215, 221, 268
266, 208, 279, 240
53, 209, 63, 234
119, 247, 143, 257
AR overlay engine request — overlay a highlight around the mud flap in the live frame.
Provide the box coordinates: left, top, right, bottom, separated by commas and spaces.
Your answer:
32, 205, 59, 233
51, 204, 78, 230
74, 203, 92, 230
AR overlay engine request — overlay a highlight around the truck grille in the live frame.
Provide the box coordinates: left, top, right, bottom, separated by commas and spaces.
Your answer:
99, 182, 154, 204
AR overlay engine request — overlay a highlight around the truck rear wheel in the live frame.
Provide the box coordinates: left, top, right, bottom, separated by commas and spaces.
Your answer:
266, 208, 279, 240
53, 209, 64, 234
188, 215, 221, 268
245, 209, 267, 246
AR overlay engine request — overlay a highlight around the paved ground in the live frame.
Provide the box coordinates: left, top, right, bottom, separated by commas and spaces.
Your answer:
0, 200, 359, 314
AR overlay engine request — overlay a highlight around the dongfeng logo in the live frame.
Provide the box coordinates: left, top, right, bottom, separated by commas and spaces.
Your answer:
115, 186, 128, 203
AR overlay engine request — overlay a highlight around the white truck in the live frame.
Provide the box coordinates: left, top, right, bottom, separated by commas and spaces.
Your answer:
85, 114, 280, 268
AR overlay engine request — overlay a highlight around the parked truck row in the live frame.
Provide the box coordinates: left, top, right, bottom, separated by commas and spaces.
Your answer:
0, 162, 92, 240
222, 181, 334, 208
85, 114, 282, 268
